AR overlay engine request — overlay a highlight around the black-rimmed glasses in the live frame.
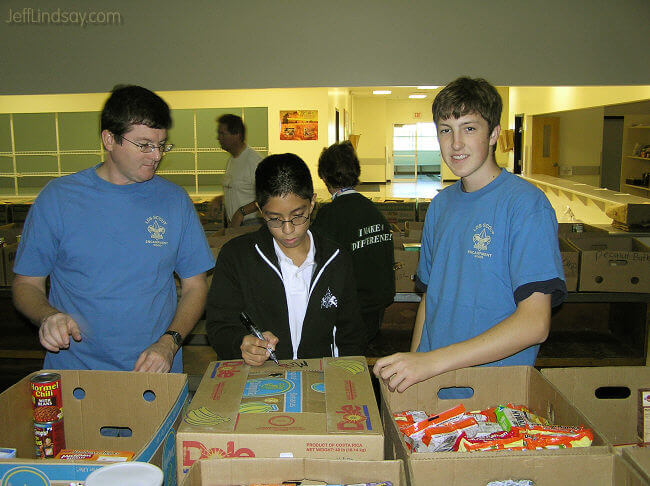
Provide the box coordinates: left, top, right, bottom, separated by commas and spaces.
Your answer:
264, 214, 310, 229
121, 136, 174, 154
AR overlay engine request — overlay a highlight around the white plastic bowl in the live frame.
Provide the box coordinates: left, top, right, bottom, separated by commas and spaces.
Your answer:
84, 462, 164, 486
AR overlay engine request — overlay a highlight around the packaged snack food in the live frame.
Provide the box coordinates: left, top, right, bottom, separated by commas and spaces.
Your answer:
417, 416, 479, 452
495, 404, 548, 432
393, 410, 428, 433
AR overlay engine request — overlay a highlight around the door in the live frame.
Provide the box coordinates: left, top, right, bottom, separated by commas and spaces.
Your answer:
531, 116, 560, 176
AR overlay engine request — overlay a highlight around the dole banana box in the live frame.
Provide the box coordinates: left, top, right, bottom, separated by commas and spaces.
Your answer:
176, 357, 383, 481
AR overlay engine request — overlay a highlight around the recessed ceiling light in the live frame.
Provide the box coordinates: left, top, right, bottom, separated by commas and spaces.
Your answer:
409, 94, 427, 99
372, 90, 392, 95
417, 86, 439, 90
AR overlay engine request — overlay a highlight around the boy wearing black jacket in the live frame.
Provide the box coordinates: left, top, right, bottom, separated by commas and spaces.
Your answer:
206, 153, 366, 365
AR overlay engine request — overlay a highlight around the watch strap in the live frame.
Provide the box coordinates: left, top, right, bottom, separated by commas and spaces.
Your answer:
163, 330, 183, 347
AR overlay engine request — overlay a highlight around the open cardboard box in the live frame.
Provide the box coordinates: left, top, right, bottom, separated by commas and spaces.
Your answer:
559, 236, 580, 292
181, 458, 406, 486
0, 370, 188, 485
566, 235, 650, 293
177, 358, 383, 481
393, 249, 420, 293
542, 367, 650, 447
401, 450, 647, 486
623, 447, 650, 483
380, 366, 608, 486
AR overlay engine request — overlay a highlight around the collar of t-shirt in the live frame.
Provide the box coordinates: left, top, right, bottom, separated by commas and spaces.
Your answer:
331, 187, 357, 200
272, 230, 317, 359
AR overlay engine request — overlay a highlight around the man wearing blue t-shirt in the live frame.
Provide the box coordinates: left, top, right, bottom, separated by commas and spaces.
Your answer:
12, 85, 215, 373
374, 77, 567, 392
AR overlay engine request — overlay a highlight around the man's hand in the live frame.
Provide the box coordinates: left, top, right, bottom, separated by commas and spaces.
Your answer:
230, 208, 244, 227
133, 339, 176, 373
208, 195, 224, 220
39, 313, 82, 352
373, 351, 439, 393
241, 331, 278, 366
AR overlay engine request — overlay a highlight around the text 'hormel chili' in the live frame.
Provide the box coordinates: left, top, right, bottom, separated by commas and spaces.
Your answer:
31, 372, 63, 421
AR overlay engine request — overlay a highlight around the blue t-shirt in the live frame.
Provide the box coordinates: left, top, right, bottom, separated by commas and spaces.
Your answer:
417, 169, 564, 367
14, 166, 215, 372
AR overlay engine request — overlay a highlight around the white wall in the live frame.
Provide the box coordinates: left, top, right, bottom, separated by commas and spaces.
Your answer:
1, 0, 648, 95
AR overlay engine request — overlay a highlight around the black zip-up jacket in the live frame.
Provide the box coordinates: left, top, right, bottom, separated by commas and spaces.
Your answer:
205, 226, 366, 360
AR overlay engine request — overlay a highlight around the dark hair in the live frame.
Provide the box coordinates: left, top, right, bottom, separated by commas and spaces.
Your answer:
100, 85, 172, 140
217, 114, 246, 142
255, 153, 314, 208
318, 141, 360, 189
432, 77, 502, 134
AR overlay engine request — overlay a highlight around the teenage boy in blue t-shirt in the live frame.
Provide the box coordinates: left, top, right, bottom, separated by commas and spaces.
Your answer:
374, 77, 566, 393
12, 85, 215, 373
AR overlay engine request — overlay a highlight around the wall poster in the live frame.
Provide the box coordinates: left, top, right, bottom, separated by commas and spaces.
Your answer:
280, 110, 318, 140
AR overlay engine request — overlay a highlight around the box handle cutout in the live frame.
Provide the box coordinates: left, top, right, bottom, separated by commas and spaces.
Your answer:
608, 259, 628, 266
595, 386, 631, 399
143, 390, 156, 402
100, 426, 133, 437
73, 387, 86, 400
437, 387, 474, 399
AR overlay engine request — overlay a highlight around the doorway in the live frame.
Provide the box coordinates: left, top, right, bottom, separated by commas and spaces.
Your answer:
514, 115, 523, 174
392, 122, 441, 181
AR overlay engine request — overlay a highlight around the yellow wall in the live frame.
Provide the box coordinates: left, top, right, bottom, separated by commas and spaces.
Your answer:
0, 87, 333, 192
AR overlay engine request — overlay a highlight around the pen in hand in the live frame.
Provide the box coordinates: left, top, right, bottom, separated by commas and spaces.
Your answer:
239, 312, 279, 364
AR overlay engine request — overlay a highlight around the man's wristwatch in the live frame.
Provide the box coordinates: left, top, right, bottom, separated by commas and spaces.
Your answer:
163, 330, 183, 348
239, 207, 246, 216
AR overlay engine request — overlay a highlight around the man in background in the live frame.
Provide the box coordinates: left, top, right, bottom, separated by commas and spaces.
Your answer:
212, 114, 263, 226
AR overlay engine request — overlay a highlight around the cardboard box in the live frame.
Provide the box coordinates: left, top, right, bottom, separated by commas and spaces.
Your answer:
623, 447, 650, 483
177, 358, 383, 480
372, 198, 417, 224
0, 369, 188, 485
416, 198, 430, 222
399, 450, 647, 486
394, 249, 419, 293
559, 237, 579, 292
0, 223, 22, 286
404, 221, 424, 241
567, 235, 650, 292
558, 222, 609, 236
181, 458, 406, 486
542, 367, 650, 446
224, 224, 262, 237
380, 366, 608, 486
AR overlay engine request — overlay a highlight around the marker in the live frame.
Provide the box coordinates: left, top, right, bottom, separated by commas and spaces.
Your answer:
239, 312, 279, 364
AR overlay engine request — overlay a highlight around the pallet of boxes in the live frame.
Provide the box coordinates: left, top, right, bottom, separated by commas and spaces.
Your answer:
176, 357, 407, 486
0, 369, 187, 484
377, 365, 650, 486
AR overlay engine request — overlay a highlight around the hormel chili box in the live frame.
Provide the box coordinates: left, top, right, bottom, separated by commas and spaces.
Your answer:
176, 358, 383, 481
380, 366, 609, 486
0, 369, 187, 486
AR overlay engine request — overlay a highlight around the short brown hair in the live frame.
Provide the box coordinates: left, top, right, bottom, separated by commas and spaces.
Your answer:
318, 141, 360, 189
432, 77, 502, 134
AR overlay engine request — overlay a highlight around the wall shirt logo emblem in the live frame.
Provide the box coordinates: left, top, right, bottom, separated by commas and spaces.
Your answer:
468, 223, 494, 259
145, 216, 168, 247
321, 287, 338, 309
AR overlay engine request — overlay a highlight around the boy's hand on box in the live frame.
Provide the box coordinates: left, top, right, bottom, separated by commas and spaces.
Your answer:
241, 331, 278, 366
373, 351, 438, 393
39, 313, 82, 352
133, 340, 174, 373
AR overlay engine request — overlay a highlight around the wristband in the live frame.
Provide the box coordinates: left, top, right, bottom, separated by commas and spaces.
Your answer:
239, 207, 246, 216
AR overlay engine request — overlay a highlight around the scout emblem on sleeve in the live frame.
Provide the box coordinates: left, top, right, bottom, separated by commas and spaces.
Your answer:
321, 287, 338, 309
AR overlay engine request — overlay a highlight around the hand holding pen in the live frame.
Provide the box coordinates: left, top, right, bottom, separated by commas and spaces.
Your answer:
239, 312, 279, 366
